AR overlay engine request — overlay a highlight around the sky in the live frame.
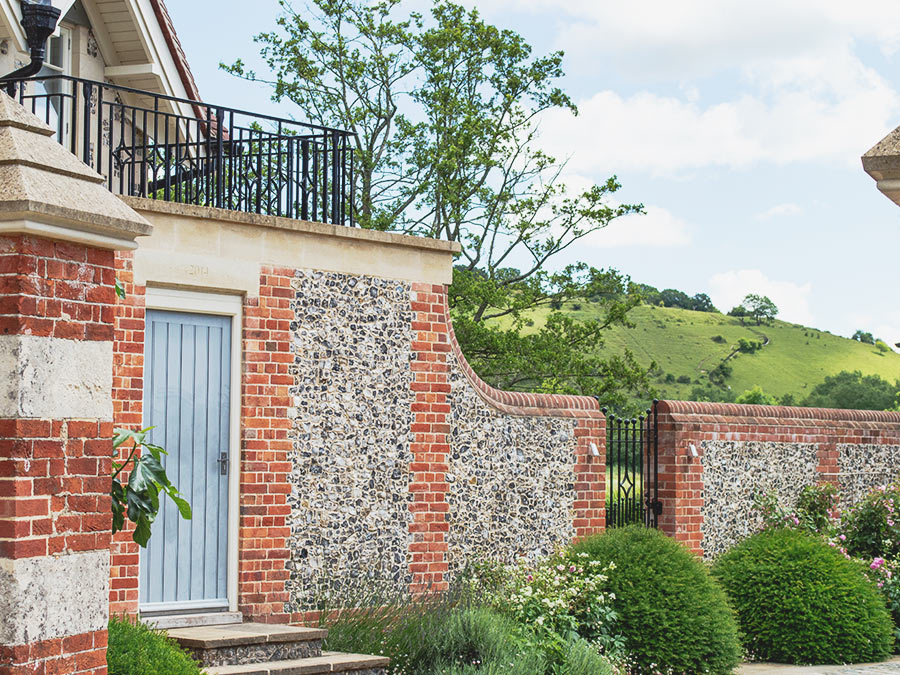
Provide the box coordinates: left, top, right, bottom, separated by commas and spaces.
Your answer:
167, 0, 900, 347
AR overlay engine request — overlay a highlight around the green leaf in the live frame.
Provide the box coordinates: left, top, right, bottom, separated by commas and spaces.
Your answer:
169, 492, 192, 520
114, 277, 126, 300
133, 516, 152, 548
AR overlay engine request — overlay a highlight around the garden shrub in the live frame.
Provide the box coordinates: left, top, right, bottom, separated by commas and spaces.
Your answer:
319, 584, 545, 675
488, 552, 620, 660
713, 528, 894, 664
558, 638, 613, 675
108, 616, 203, 675
571, 525, 741, 674
426, 607, 546, 674
842, 483, 900, 560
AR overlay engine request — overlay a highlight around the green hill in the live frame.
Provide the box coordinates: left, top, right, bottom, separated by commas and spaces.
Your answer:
504, 303, 900, 403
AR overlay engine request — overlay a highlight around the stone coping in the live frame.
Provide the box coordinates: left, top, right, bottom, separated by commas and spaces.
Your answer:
446, 315, 602, 420
658, 400, 900, 425
207, 651, 391, 674
167, 623, 327, 648
122, 197, 461, 255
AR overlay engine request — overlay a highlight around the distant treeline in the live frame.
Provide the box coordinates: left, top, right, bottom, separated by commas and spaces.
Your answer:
629, 283, 718, 313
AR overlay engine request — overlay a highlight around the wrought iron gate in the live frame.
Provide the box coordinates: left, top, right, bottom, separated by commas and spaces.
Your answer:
603, 401, 662, 528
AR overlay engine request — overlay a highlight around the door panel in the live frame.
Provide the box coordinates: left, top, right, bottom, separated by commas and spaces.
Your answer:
140, 309, 232, 612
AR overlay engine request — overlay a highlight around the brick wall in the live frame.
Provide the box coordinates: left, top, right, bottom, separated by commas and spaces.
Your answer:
238, 266, 293, 623
657, 401, 900, 556
109, 269, 606, 622
0, 235, 118, 675
109, 251, 144, 617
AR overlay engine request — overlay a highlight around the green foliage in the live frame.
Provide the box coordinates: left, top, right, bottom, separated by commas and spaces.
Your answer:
454, 265, 655, 406
689, 383, 736, 404
854, 330, 876, 345
841, 484, 900, 560
227, 0, 653, 407
713, 528, 894, 664
737, 337, 763, 354
112, 428, 191, 547
425, 608, 547, 674
318, 585, 548, 675
863, 557, 900, 643
570, 526, 741, 674
802, 370, 900, 411
708, 361, 733, 387
478, 553, 621, 662
555, 638, 613, 675
675, 374, 692, 384
877, 339, 892, 354
735, 385, 776, 405
107, 617, 203, 675
742, 293, 779, 326
711, 334, 727, 343
752, 483, 839, 535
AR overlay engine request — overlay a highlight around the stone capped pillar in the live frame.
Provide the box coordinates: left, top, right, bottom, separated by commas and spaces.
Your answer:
0, 93, 151, 674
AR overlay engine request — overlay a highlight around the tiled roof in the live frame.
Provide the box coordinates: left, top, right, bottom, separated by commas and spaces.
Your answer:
148, 0, 202, 103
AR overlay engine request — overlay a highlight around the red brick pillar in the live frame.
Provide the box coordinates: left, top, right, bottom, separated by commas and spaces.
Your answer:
409, 283, 451, 592
656, 402, 704, 554
0, 93, 151, 674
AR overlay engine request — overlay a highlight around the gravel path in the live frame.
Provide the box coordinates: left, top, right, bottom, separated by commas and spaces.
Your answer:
739, 658, 900, 674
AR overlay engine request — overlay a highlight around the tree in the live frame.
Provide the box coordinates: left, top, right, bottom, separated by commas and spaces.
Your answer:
802, 371, 899, 411
728, 304, 748, 325
225, 0, 654, 406
742, 294, 778, 326
852, 330, 875, 345
691, 293, 718, 313
735, 385, 776, 405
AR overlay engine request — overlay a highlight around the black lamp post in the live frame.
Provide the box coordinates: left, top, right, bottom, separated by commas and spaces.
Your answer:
2, 0, 63, 96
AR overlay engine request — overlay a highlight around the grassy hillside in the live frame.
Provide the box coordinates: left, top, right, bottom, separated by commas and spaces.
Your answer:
502, 303, 900, 402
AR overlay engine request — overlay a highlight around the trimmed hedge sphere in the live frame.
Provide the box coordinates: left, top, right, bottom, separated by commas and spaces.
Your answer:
712, 528, 894, 664
571, 525, 741, 674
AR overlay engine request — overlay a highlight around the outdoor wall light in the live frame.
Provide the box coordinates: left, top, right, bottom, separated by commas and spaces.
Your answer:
2, 0, 62, 95
589, 442, 600, 457
689, 443, 699, 457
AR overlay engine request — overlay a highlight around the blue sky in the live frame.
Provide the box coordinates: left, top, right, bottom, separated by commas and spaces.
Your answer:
168, 1, 900, 347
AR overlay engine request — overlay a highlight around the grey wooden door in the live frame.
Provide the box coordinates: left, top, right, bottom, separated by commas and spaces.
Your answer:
139, 309, 232, 613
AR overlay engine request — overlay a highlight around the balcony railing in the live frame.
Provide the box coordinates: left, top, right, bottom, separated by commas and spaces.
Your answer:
1, 74, 355, 226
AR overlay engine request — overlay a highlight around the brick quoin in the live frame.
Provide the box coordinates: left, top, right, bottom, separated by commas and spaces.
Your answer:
408, 284, 606, 592
109, 251, 145, 616
239, 266, 293, 623
0, 235, 116, 342
656, 400, 900, 555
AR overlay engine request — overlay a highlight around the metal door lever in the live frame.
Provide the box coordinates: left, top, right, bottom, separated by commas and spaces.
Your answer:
218, 453, 229, 476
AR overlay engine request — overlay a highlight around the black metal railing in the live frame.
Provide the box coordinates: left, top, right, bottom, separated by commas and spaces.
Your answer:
1, 74, 355, 226
603, 401, 661, 528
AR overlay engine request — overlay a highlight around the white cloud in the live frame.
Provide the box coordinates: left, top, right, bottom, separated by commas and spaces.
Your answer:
708, 270, 814, 326
475, 0, 900, 175
584, 205, 692, 248
538, 64, 899, 176
476, 0, 900, 78
755, 203, 804, 220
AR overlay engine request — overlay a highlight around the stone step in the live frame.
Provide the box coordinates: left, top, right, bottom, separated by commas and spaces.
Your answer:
204, 651, 390, 675
167, 622, 327, 668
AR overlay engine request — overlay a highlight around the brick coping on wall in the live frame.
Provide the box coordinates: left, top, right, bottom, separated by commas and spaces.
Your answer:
659, 400, 900, 424
445, 320, 603, 420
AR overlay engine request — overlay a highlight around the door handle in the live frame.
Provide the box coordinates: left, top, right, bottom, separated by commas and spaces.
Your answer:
218, 452, 229, 476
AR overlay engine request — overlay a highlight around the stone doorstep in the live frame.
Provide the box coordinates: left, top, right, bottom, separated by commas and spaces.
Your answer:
204, 652, 391, 675
167, 623, 329, 649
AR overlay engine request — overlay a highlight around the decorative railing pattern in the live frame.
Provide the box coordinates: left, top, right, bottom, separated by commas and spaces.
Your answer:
2, 75, 355, 225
